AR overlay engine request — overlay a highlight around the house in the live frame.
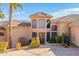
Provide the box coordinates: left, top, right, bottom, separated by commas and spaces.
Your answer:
10, 20, 32, 47
30, 12, 52, 44
0, 19, 32, 48
0, 12, 79, 48
56, 14, 79, 47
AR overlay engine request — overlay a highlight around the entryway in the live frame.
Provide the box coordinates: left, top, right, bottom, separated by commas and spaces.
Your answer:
39, 32, 45, 45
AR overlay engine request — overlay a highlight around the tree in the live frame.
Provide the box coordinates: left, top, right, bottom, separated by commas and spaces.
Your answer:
0, 3, 22, 48
9, 3, 22, 48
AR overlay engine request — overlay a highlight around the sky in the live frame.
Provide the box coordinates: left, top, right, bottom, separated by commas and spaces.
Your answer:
1, 3, 79, 22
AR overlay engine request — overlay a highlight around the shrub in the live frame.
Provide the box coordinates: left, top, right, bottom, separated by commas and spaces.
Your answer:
29, 38, 36, 48
55, 36, 62, 43
61, 33, 65, 43
18, 37, 30, 46
0, 41, 8, 52
16, 42, 21, 49
29, 37, 40, 48
61, 33, 65, 46
49, 36, 56, 43
35, 37, 40, 47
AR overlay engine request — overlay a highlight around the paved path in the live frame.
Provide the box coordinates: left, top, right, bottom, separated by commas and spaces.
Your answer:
0, 44, 79, 56
0, 46, 55, 56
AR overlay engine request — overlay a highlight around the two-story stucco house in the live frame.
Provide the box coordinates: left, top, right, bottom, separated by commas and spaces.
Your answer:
0, 12, 79, 48
30, 12, 53, 44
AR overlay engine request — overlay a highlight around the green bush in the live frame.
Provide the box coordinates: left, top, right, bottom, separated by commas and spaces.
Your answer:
61, 33, 65, 43
55, 36, 62, 43
49, 36, 56, 43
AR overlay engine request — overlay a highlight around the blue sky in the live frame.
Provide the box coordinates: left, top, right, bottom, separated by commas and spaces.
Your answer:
1, 3, 79, 22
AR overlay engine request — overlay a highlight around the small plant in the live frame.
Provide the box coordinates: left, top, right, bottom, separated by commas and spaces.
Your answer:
61, 33, 65, 46
29, 37, 40, 48
35, 37, 40, 47
0, 41, 8, 53
49, 36, 56, 43
16, 41, 21, 49
29, 37, 36, 48
55, 36, 62, 43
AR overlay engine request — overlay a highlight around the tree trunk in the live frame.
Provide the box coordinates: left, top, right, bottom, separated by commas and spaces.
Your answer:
8, 3, 12, 48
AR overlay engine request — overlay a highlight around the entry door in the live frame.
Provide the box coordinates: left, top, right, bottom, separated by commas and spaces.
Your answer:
39, 32, 45, 44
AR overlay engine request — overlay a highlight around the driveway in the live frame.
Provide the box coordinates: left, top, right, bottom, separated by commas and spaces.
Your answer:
0, 44, 79, 56
46, 44, 79, 56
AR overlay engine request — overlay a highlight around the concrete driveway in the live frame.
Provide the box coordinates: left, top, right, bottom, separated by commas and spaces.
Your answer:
46, 44, 79, 56
0, 44, 79, 56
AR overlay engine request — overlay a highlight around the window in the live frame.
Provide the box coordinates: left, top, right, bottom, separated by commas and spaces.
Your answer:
38, 20, 45, 28
47, 20, 50, 28
0, 32, 4, 36
32, 32, 37, 37
51, 32, 57, 36
51, 25, 57, 31
32, 20, 37, 28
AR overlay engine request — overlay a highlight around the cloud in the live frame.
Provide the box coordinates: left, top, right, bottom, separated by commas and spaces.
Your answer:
68, 8, 79, 11
13, 12, 25, 16
51, 8, 79, 19
12, 11, 31, 22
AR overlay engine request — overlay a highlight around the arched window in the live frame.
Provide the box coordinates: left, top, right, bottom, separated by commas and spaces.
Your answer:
47, 20, 50, 28
51, 25, 57, 31
0, 27, 6, 36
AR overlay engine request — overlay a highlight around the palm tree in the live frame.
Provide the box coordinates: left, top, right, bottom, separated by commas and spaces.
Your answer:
0, 3, 22, 48
9, 3, 22, 48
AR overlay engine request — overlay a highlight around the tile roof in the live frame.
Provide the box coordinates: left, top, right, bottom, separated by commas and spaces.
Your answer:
56, 14, 79, 25
30, 12, 52, 18
18, 22, 31, 26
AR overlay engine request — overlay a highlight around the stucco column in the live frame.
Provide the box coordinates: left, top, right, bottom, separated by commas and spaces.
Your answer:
37, 19, 39, 37
45, 20, 47, 44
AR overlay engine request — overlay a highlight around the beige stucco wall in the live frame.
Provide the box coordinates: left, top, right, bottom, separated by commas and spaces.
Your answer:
10, 27, 32, 48
57, 22, 68, 36
71, 26, 79, 47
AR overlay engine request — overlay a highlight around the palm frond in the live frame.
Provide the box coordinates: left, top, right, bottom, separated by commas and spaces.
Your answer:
12, 3, 22, 10
0, 10, 4, 19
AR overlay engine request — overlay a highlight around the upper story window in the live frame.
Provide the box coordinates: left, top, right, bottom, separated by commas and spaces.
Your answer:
32, 20, 37, 28
47, 20, 50, 28
51, 25, 57, 31
38, 20, 45, 28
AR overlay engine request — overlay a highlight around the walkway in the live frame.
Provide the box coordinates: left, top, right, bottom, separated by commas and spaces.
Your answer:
0, 46, 55, 56
0, 44, 79, 56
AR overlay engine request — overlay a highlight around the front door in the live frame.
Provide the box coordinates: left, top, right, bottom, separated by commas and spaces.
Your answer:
39, 32, 45, 44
